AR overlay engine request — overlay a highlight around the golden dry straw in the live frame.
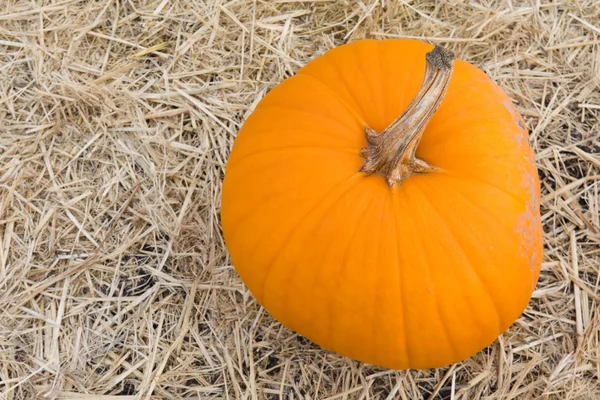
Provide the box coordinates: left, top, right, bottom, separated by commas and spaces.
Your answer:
1, 0, 599, 399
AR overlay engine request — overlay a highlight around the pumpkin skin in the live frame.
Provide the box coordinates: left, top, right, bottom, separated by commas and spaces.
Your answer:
221, 39, 543, 370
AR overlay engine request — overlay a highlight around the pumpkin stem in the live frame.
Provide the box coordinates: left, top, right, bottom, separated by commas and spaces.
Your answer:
360, 45, 455, 186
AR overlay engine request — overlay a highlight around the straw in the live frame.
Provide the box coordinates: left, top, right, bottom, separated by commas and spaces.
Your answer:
0, 0, 599, 398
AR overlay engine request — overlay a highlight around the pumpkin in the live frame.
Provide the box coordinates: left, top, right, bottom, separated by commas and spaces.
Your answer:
221, 39, 542, 370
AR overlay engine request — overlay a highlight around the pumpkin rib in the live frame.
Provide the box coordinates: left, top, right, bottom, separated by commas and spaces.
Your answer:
231, 125, 361, 149
378, 40, 425, 134
328, 188, 379, 357
391, 192, 415, 367
295, 70, 367, 128
404, 185, 458, 363
374, 40, 388, 126
245, 105, 364, 144
412, 179, 504, 335
258, 174, 364, 305
223, 152, 358, 243
411, 180, 498, 322
420, 174, 533, 311
227, 170, 361, 297
444, 186, 540, 309
417, 120, 525, 167
293, 185, 381, 358
287, 183, 375, 349
434, 175, 523, 240
428, 113, 514, 140
323, 48, 375, 127
253, 103, 364, 138
257, 181, 373, 352
438, 170, 526, 205
351, 40, 384, 126
303, 193, 370, 357
225, 146, 360, 171
455, 193, 521, 246
299, 183, 381, 359
367, 191, 389, 365
422, 85, 505, 140
295, 44, 369, 118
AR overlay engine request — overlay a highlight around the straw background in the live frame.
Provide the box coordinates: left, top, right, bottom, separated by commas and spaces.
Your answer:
1, 0, 599, 399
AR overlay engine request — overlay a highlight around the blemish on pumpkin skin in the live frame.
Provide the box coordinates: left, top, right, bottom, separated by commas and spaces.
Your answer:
498, 97, 542, 285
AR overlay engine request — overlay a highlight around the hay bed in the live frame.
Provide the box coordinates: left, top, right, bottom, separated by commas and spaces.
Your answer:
1, 0, 599, 399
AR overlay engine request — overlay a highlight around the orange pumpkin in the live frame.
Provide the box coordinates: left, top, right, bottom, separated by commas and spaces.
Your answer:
221, 39, 542, 369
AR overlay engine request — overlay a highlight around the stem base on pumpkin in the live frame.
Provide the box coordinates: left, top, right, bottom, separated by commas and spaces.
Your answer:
360, 46, 455, 186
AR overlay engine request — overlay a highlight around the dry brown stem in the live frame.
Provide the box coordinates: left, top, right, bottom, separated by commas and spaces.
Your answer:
360, 45, 454, 186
